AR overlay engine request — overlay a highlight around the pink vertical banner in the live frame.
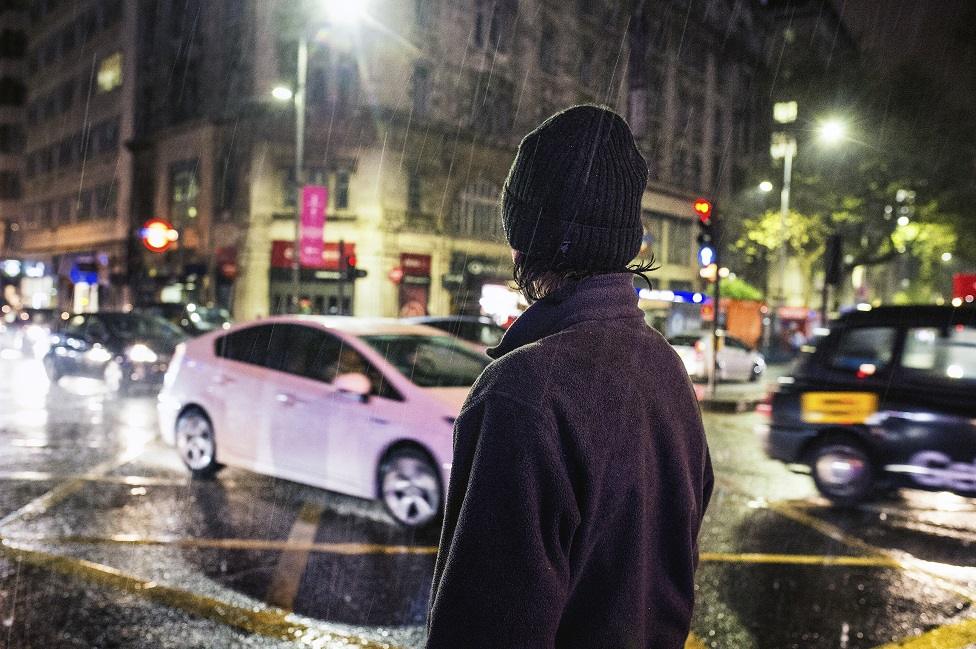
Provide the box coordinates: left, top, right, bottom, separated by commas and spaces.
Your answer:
299, 185, 328, 268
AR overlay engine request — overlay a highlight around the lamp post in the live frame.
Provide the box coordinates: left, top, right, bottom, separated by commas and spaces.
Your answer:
271, 0, 363, 314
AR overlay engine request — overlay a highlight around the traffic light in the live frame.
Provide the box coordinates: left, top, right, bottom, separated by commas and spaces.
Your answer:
342, 252, 367, 281
140, 218, 178, 253
694, 198, 717, 268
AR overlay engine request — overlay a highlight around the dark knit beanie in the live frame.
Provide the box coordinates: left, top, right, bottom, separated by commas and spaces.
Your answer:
501, 104, 648, 270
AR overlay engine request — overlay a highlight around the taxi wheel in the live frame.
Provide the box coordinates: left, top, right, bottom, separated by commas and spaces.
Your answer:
378, 448, 442, 529
810, 437, 875, 505
176, 407, 221, 479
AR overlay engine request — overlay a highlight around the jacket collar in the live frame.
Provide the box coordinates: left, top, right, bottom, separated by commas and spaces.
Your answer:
487, 273, 644, 359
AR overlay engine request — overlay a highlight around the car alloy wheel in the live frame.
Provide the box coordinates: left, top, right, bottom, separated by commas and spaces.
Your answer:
175, 408, 219, 478
811, 440, 874, 505
380, 450, 441, 528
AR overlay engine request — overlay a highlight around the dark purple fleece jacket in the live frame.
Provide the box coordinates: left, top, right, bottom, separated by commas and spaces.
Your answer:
426, 273, 713, 649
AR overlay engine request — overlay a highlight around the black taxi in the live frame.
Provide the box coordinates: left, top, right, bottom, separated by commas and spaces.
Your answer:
760, 305, 976, 503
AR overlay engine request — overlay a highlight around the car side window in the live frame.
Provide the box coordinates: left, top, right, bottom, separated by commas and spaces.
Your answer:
479, 323, 504, 346
828, 326, 896, 373
902, 325, 976, 382
214, 324, 275, 367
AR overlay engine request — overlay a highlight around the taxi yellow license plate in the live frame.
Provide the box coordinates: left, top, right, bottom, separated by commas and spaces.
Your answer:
801, 392, 878, 424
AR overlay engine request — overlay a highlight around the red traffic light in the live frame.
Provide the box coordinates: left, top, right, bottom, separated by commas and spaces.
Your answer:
140, 218, 179, 253
693, 199, 713, 225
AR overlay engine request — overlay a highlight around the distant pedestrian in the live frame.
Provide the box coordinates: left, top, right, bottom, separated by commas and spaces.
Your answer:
426, 105, 713, 648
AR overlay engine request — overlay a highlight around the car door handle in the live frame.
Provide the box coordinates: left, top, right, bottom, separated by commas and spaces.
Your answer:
215, 374, 235, 385
368, 416, 388, 425
275, 392, 304, 406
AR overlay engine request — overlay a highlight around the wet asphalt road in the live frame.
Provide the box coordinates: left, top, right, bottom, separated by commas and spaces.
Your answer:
0, 353, 975, 648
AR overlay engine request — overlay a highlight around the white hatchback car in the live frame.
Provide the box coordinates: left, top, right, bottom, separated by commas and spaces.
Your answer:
668, 333, 765, 382
158, 316, 490, 528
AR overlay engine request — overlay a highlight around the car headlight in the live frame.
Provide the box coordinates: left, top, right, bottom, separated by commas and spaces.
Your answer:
86, 345, 113, 363
127, 343, 158, 364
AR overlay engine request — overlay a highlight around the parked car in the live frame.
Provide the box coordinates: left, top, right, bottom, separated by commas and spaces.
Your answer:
139, 302, 232, 337
1, 307, 58, 358
401, 315, 505, 352
760, 305, 976, 504
44, 312, 186, 394
669, 332, 765, 382
157, 316, 490, 528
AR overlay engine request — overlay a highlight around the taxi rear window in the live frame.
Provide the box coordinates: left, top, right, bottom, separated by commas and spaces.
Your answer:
827, 326, 896, 373
902, 325, 976, 381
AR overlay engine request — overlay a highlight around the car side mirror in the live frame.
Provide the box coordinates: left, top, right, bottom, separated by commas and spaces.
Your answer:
334, 372, 371, 402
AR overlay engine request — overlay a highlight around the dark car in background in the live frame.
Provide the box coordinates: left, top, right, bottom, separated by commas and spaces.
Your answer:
760, 305, 976, 504
402, 315, 505, 353
139, 303, 232, 337
44, 312, 186, 394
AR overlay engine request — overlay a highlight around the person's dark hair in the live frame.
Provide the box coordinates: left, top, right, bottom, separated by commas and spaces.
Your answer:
513, 250, 659, 303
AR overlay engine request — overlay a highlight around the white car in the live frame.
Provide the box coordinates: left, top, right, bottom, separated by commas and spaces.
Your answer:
668, 333, 765, 382
158, 316, 490, 528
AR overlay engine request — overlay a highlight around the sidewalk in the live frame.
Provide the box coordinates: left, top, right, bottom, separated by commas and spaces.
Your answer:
694, 363, 791, 413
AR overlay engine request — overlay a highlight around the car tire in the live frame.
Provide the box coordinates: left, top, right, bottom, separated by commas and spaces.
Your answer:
378, 447, 442, 529
175, 407, 221, 479
809, 436, 875, 505
43, 356, 61, 384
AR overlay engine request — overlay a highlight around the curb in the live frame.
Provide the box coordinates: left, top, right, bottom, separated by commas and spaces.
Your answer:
698, 398, 762, 413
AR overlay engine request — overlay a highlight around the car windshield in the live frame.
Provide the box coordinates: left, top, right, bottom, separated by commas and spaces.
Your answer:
360, 334, 489, 388
101, 314, 186, 343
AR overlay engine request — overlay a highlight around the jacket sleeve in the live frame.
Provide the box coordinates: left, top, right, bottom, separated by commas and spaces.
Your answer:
426, 393, 580, 649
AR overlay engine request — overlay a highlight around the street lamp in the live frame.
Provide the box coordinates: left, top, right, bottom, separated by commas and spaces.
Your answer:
271, 85, 294, 102
817, 118, 847, 146
758, 180, 773, 193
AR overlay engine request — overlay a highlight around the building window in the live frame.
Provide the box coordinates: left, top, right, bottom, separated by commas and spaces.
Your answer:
101, 0, 123, 26
58, 138, 73, 167
475, 0, 514, 52
59, 79, 74, 113
308, 65, 328, 105
0, 124, 24, 153
94, 117, 120, 154
0, 77, 25, 106
407, 172, 422, 212
666, 219, 692, 266
97, 52, 123, 93
411, 64, 430, 116
95, 184, 117, 217
0, 30, 27, 58
76, 190, 93, 220
60, 25, 76, 55
170, 160, 200, 223
539, 21, 557, 73
579, 38, 594, 86
334, 171, 350, 210
0, 172, 20, 199
449, 179, 503, 240
671, 146, 687, 187
58, 197, 72, 224
415, 0, 432, 26
337, 59, 357, 112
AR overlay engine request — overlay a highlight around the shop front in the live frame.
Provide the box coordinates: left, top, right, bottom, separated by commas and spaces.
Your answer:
443, 252, 521, 323
269, 240, 357, 315
396, 253, 432, 317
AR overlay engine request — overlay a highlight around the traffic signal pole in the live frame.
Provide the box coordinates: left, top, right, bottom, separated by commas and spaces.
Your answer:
337, 239, 346, 315
709, 248, 721, 399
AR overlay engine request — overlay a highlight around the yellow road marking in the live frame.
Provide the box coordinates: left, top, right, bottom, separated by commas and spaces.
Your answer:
0, 445, 146, 529
685, 632, 708, 649
765, 499, 976, 603
2, 533, 440, 555
265, 502, 325, 610
700, 552, 900, 568
0, 539, 398, 648
871, 617, 976, 649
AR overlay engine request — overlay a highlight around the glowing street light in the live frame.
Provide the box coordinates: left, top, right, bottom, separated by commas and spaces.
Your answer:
271, 85, 294, 101
942, 252, 953, 262
758, 180, 773, 193
325, 0, 367, 25
817, 119, 847, 146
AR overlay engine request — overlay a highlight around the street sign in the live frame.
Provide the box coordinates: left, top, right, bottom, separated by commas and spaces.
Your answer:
141, 218, 178, 253
299, 185, 328, 268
